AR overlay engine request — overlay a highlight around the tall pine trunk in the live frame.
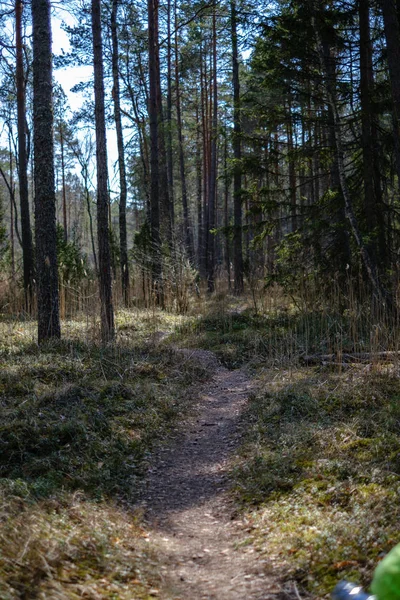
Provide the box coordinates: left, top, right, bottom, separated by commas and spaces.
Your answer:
359, 0, 385, 264
207, 4, 218, 293
148, 0, 163, 303
92, 0, 115, 341
59, 122, 68, 241
111, 0, 130, 306
175, 1, 194, 261
16, 0, 34, 311
166, 0, 175, 231
200, 45, 208, 278
155, 4, 172, 248
231, 0, 244, 294
31, 0, 61, 341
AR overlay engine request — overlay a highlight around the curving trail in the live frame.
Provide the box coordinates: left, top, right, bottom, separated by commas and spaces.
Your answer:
140, 349, 285, 600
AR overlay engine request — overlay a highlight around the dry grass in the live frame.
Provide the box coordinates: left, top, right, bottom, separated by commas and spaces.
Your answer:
0, 310, 206, 599
0, 492, 158, 600
234, 364, 400, 598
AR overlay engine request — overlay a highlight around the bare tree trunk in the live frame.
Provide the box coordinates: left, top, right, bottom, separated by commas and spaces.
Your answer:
111, 0, 130, 306
196, 101, 203, 271
231, 0, 244, 294
154, 3, 172, 248
148, 0, 163, 303
207, 3, 218, 293
92, 0, 115, 341
287, 102, 297, 232
16, 0, 34, 311
224, 126, 231, 290
31, 0, 61, 341
166, 0, 175, 231
8, 132, 15, 279
359, 0, 385, 264
175, 0, 194, 261
59, 122, 68, 241
200, 45, 208, 278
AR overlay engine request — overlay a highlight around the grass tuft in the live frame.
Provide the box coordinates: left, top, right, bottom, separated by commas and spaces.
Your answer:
234, 366, 400, 597
0, 312, 206, 599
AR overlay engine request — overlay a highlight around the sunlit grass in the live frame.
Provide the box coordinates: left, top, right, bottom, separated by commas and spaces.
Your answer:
0, 309, 207, 599
234, 365, 400, 598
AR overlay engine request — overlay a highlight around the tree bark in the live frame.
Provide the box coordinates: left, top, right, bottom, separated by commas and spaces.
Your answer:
166, 0, 175, 231
196, 101, 204, 271
175, 1, 194, 261
16, 0, 34, 311
111, 0, 130, 306
359, 0, 385, 264
92, 0, 115, 341
148, 0, 163, 303
8, 131, 15, 279
207, 3, 218, 293
287, 101, 297, 232
224, 126, 231, 290
231, 0, 244, 294
200, 45, 208, 278
31, 0, 61, 341
154, 3, 172, 248
59, 122, 68, 241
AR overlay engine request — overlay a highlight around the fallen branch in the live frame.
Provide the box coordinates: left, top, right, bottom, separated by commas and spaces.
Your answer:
301, 350, 400, 365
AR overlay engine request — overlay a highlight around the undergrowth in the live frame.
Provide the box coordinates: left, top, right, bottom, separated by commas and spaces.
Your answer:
0, 311, 205, 599
234, 365, 400, 598
173, 301, 400, 369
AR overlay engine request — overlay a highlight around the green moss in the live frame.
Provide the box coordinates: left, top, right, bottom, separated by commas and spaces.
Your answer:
0, 312, 208, 599
234, 368, 400, 596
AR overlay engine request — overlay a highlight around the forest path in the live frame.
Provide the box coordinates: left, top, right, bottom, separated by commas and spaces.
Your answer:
140, 348, 285, 600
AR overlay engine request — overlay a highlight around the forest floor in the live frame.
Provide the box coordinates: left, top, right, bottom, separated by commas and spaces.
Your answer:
1, 300, 400, 599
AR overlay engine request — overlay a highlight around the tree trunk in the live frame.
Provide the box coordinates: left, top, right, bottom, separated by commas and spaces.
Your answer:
287, 101, 297, 232
16, 0, 34, 311
359, 0, 385, 264
224, 126, 231, 290
92, 0, 115, 342
207, 3, 218, 293
200, 45, 208, 278
59, 122, 68, 241
175, 1, 194, 261
31, 0, 61, 341
166, 0, 175, 231
111, 0, 130, 306
8, 132, 15, 280
154, 3, 172, 248
148, 0, 163, 303
196, 101, 203, 271
322, 37, 351, 271
231, 0, 244, 294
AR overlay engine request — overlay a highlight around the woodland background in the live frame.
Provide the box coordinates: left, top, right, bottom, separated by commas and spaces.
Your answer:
2, 1, 400, 599
2, 0, 400, 332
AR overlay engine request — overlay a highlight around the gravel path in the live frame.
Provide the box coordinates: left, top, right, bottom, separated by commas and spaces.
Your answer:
140, 349, 286, 600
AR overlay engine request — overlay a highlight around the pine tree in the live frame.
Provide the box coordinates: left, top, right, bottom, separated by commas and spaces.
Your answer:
31, 0, 61, 341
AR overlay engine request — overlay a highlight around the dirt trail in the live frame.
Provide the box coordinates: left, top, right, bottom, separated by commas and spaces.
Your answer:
140, 349, 285, 600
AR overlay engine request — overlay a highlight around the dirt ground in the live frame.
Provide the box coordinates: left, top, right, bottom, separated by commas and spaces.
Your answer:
140, 349, 296, 600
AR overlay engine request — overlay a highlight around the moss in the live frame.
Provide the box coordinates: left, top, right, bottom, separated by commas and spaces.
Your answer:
0, 311, 207, 599
234, 367, 400, 597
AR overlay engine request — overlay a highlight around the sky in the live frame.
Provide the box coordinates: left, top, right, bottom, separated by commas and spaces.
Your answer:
51, 11, 119, 193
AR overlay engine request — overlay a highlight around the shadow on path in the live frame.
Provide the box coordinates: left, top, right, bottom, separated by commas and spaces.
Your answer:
139, 351, 291, 600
